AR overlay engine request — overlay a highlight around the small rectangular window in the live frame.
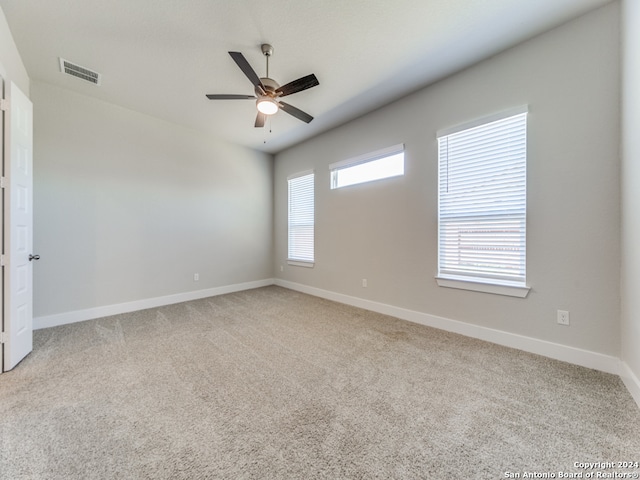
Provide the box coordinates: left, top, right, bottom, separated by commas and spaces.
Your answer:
330, 144, 404, 189
288, 170, 314, 266
437, 107, 529, 297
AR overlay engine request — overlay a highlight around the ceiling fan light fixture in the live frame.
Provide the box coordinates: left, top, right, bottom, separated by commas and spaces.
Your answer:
256, 97, 278, 115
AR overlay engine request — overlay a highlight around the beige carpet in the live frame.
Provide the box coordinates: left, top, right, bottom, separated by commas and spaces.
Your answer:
1, 286, 639, 479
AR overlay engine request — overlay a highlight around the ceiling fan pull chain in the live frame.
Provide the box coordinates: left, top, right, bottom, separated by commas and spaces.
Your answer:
263, 117, 272, 143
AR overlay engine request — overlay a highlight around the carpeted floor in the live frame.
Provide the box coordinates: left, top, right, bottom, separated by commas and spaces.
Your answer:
1, 286, 639, 479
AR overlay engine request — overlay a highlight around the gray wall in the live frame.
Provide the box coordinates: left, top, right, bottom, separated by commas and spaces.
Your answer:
32, 81, 273, 317
274, 4, 621, 356
0, 6, 29, 95
621, 0, 640, 382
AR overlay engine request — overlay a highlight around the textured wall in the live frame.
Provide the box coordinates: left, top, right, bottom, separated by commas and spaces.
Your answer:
274, 4, 621, 356
32, 81, 273, 317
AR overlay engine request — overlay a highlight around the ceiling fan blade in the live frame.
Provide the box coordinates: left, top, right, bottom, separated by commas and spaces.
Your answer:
279, 101, 314, 123
255, 112, 266, 128
229, 51, 265, 91
275, 74, 319, 97
206, 94, 256, 100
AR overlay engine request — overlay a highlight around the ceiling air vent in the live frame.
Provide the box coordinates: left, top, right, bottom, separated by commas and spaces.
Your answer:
59, 58, 101, 86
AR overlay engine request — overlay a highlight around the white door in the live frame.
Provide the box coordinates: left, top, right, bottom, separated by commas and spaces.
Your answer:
2, 81, 34, 371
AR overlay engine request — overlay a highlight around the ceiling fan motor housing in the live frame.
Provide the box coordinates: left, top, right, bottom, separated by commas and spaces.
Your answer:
257, 77, 280, 96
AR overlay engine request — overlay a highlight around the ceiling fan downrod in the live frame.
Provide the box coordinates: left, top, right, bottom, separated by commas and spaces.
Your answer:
261, 44, 273, 78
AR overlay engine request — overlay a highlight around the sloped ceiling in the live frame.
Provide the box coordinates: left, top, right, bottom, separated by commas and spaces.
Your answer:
1, 0, 611, 153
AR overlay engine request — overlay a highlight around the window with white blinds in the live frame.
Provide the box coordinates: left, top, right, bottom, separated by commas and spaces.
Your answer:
437, 107, 528, 294
288, 171, 315, 266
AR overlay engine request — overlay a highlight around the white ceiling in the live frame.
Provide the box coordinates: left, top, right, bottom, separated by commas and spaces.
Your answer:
1, 0, 611, 154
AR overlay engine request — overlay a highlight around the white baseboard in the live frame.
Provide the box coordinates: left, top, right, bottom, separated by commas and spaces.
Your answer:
620, 362, 640, 409
33, 277, 637, 409
275, 279, 621, 376
34, 278, 276, 330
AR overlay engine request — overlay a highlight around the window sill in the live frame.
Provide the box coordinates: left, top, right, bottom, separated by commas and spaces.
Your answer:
436, 276, 530, 298
287, 260, 314, 268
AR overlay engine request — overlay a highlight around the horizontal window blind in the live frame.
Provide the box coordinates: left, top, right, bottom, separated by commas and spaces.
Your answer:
438, 110, 527, 286
288, 171, 315, 263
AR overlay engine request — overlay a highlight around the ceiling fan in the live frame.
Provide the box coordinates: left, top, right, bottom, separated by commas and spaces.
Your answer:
206, 44, 319, 128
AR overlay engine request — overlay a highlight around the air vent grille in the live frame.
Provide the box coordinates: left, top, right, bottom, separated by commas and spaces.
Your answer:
59, 58, 101, 85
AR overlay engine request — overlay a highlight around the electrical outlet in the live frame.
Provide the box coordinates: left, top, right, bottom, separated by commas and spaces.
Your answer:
362, 279, 368, 288
280, 265, 284, 272
194, 273, 199, 281
557, 310, 569, 326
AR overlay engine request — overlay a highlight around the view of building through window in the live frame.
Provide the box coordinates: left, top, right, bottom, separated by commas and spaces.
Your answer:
437, 108, 527, 288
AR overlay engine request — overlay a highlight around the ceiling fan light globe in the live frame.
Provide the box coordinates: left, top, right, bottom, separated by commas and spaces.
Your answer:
257, 98, 278, 115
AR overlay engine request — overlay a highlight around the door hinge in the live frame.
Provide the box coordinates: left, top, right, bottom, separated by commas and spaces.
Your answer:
0, 176, 5, 188
0, 254, 6, 267
0, 332, 6, 344
0, 98, 7, 111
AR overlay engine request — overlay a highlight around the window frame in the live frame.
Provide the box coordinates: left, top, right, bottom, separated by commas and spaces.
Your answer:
435, 107, 530, 298
329, 144, 405, 189
287, 170, 315, 268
